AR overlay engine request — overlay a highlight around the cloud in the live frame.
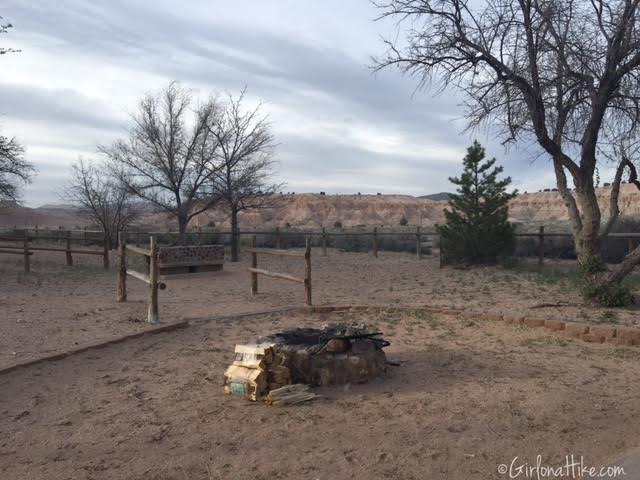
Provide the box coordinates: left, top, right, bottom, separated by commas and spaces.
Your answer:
2, 0, 554, 207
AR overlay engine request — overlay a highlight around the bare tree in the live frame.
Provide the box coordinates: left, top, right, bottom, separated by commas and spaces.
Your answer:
63, 158, 139, 248
0, 18, 30, 206
208, 91, 280, 262
0, 132, 33, 205
100, 82, 221, 236
374, 0, 640, 303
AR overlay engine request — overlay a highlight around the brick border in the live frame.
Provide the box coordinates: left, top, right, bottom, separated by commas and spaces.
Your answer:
309, 305, 640, 349
3, 303, 638, 376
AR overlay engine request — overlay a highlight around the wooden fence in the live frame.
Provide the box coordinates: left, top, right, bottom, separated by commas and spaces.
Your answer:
6, 225, 640, 267
0, 230, 109, 272
117, 234, 166, 324
245, 236, 312, 305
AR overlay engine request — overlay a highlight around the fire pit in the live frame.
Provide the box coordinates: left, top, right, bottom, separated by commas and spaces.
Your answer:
262, 323, 390, 387
224, 323, 389, 401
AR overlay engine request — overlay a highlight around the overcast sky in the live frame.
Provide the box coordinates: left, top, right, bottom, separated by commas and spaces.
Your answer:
1, 0, 557, 207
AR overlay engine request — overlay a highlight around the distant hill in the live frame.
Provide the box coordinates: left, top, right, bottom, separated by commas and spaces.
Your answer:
5, 186, 640, 229
420, 192, 450, 201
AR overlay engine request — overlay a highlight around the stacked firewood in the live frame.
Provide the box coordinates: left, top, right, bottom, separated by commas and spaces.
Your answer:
223, 343, 292, 401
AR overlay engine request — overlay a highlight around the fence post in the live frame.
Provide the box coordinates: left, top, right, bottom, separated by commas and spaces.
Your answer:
322, 227, 328, 256
65, 231, 73, 266
439, 235, 443, 268
304, 237, 312, 306
236, 228, 241, 257
251, 235, 258, 295
117, 232, 127, 302
147, 236, 159, 324
416, 226, 422, 260
23, 230, 30, 273
103, 234, 110, 269
373, 227, 379, 258
538, 226, 545, 265
275, 226, 281, 249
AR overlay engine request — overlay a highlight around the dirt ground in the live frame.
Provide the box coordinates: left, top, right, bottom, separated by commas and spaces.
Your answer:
2, 308, 640, 479
2, 247, 640, 370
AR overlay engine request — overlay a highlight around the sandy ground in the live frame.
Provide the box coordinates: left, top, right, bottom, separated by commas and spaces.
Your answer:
2, 246, 640, 370
2, 308, 640, 479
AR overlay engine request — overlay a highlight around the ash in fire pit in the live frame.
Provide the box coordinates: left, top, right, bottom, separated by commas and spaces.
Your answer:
261, 323, 389, 387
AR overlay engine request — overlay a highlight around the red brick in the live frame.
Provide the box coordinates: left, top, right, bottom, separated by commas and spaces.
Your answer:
480, 314, 504, 322
504, 316, 524, 324
615, 326, 640, 344
581, 333, 605, 343
589, 325, 616, 340
544, 319, 565, 331
564, 322, 590, 338
608, 337, 634, 346
523, 317, 546, 327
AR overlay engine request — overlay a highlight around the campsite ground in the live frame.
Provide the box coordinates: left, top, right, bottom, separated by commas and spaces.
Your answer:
2, 307, 640, 479
2, 248, 640, 479
1, 247, 640, 370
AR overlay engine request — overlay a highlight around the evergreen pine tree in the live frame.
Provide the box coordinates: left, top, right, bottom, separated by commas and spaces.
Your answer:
437, 141, 517, 264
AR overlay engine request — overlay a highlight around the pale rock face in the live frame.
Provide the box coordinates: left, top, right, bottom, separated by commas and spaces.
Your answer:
6, 185, 640, 229
192, 186, 640, 229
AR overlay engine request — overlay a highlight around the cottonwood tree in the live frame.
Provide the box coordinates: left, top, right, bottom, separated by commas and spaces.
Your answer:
63, 158, 139, 249
0, 133, 33, 205
208, 91, 280, 262
100, 82, 221, 236
374, 0, 640, 305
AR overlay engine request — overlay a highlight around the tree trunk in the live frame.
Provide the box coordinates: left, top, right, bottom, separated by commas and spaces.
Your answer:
177, 212, 189, 245
230, 207, 239, 262
560, 172, 640, 304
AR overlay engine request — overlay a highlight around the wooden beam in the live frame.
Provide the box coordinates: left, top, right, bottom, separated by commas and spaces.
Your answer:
23, 230, 30, 273
251, 236, 258, 295
65, 231, 73, 266
117, 232, 126, 302
538, 226, 545, 265
321, 227, 327, 256
0, 245, 104, 255
0, 249, 33, 255
304, 237, 312, 306
373, 227, 378, 258
147, 236, 159, 324
248, 267, 305, 284
126, 269, 166, 289
244, 247, 305, 258
126, 244, 151, 257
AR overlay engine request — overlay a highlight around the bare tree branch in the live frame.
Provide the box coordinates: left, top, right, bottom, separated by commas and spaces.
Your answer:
0, 132, 34, 205
207, 89, 282, 261
99, 82, 222, 235
373, 0, 640, 294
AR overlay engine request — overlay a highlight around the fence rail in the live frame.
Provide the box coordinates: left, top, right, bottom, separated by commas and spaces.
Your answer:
4, 225, 640, 266
0, 229, 109, 271
249, 236, 312, 305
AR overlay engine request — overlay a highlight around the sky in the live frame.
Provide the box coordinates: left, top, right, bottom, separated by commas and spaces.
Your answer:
1, 0, 558, 207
